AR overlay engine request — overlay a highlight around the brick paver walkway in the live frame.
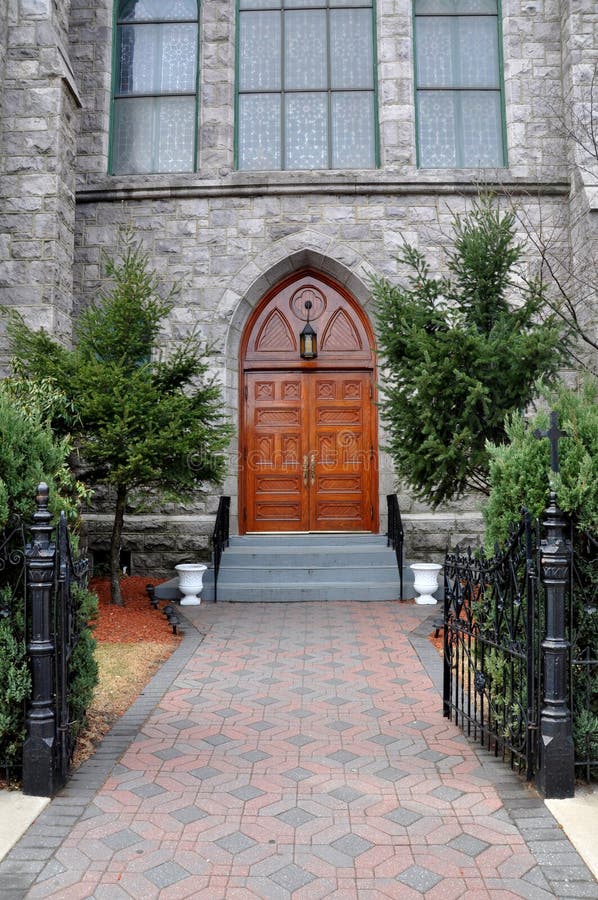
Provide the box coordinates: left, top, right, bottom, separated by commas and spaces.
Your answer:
2, 602, 597, 899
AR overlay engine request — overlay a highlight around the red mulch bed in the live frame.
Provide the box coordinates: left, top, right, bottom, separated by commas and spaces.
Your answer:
89, 575, 180, 644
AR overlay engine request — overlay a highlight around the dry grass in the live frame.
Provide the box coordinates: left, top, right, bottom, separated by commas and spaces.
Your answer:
73, 642, 175, 768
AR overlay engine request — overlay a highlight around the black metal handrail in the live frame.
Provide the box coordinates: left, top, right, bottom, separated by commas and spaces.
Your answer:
212, 496, 230, 604
386, 494, 404, 601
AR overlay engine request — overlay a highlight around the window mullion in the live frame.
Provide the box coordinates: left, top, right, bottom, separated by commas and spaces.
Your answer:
326, 4, 332, 169
280, 9, 286, 170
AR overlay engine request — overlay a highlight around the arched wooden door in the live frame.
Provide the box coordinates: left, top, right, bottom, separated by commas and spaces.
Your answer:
240, 271, 378, 533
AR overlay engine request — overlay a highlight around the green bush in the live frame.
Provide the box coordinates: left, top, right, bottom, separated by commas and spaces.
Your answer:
484, 378, 598, 775
0, 587, 31, 774
372, 196, 565, 506
0, 381, 97, 781
484, 379, 598, 547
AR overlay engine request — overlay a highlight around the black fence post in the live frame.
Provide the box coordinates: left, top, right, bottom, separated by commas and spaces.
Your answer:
22, 483, 57, 797
535, 413, 575, 798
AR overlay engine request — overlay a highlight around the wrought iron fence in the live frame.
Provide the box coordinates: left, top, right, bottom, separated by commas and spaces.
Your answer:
386, 494, 404, 601
54, 511, 90, 788
569, 526, 598, 782
0, 515, 27, 785
22, 484, 91, 796
443, 513, 541, 780
212, 495, 230, 604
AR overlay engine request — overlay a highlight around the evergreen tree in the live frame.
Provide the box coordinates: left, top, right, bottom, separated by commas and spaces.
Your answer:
373, 196, 566, 506
9, 237, 233, 605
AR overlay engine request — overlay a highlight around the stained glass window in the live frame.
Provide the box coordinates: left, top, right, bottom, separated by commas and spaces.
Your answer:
237, 0, 377, 171
111, 1, 199, 174
414, 0, 505, 167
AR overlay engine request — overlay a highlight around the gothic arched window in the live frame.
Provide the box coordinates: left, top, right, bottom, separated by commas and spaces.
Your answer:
110, 0, 199, 174
414, 0, 506, 167
236, 1, 378, 171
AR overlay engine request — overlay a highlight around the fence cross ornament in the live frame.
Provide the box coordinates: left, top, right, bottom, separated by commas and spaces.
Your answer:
533, 410, 565, 473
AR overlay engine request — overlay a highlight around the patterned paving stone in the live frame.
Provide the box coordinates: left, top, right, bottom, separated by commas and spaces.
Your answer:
215, 831, 257, 854
326, 750, 359, 765
270, 862, 315, 891
375, 765, 409, 782
6, 601, 597, 900
229, 785, 266, 801
283, 766, 314, 782
130, 783, 166, 799
385, 807, 423, 826
398, 864, 443, 892
277, 808, 316, 828
431, 786, 465, 802
189, 765, 222, 781
331, 834, 373, 859
285, 734, 315, 748
153, 747, 185, 761
328, 787, 365, 804
101, 829, 142, 851
240, 749, 272, 763
326, 720, 353, 732
170, 806, 208, 824
449, 834, 491, 857
367, 733, 397, 746
202, 733, 231, 746
146, 861, 191, 888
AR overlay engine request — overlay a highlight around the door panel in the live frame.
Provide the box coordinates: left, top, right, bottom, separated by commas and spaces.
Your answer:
244, 371, 374, 532
311, 372, 372, 531
246, 373, 309, 531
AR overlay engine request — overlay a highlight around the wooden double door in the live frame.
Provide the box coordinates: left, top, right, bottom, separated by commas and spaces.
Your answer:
244, 369, 376, 532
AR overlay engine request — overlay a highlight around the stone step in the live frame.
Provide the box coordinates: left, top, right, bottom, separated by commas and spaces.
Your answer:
154, 532, 444, 604
228, 534, 388, 548
211, 564, 402, 583
204, 581, 407, 603
220, 548, 398, 566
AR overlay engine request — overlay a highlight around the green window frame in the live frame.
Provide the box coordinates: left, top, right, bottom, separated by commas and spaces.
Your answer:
109, 1, 199, 175
235, 0, 379, 171
414, 0, 507, 168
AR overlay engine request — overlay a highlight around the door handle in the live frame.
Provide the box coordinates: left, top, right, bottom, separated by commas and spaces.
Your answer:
309, 452, 316, 486
302, 454, 309, 486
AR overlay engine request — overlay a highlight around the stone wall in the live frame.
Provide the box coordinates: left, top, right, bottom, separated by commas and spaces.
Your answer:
0, 0, 80, 370
63, 0, 578, 571
3, 0, 591, 572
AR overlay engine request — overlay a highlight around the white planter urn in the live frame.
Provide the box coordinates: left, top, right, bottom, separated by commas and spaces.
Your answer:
175, 563, 207, 606
410, 563, 442, 605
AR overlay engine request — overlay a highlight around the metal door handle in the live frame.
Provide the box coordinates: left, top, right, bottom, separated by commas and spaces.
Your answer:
309, 452, 316, 485
302, 454, 309, 486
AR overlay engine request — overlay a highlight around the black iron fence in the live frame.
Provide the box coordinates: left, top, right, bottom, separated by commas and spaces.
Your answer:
444, 508, 598, 793
212, 495, 230, 604
21, 484, 90, 796
569, 526, 598, 782
386, 494, 404, 601
443, 513, 541, 781
0, 515, 27, 784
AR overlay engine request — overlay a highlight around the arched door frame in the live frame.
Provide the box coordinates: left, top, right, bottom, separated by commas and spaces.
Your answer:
239, 268, 379, 534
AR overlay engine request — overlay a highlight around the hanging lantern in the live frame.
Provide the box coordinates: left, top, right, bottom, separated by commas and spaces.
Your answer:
299, 300, 317, 359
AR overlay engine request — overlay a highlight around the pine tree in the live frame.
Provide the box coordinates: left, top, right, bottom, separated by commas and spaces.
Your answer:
373, 196, 567, 507
9, 237, 233, 605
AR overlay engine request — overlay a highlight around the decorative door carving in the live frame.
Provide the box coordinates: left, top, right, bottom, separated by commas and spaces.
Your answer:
241, 271, 378, 533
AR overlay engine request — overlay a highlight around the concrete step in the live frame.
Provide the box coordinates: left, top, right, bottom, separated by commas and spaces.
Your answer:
220, 548, 398, 566
154, 533, 444, 604
203, 581, 408, 603
212, 564, 402, 583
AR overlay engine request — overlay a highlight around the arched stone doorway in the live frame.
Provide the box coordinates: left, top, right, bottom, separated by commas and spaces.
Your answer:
239, 269, 379, 533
